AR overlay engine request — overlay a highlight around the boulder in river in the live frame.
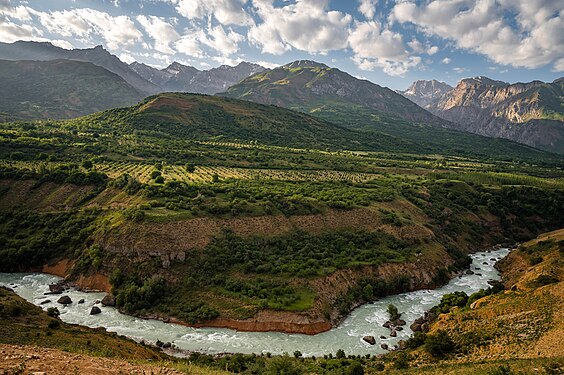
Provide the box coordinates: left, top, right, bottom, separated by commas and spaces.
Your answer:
362, 336, 376, 345
40, 299, 51, 305
162, 342, 172, 349
101, 295, 116, 307
393, 319, 406, 326
466, 269, 474, 275
396, 326, 403, 331
390, 330, 397, 337
380, 343, 389, 350
382, 321, 392, 329
48, 284, 64, 294
380, 335, 387, 339
90, 306, 101, 315
410, 323, 421, 332
78, 299, 85, 304
57, 296, 72, 305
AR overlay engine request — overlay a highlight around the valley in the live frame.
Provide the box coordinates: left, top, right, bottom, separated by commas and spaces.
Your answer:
0, 20, 562, 373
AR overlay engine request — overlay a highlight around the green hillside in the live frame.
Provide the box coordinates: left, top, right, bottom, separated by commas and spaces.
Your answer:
0, 59, 144, 121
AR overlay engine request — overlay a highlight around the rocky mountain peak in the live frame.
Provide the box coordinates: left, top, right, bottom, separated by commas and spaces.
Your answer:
400, 80, 453, 108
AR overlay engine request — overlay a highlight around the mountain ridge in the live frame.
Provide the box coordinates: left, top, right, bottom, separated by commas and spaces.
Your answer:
0, 41, 159, 94
130, 60, 265, 94
409, 76, 564, 154
0, 59, 144, 121
223, 60, 448, 127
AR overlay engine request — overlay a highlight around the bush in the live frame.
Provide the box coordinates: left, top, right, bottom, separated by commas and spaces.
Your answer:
47, 319, 60, 329
46, 307, 60, 318
393, 352, 410, 369
336, 349, 346, 359
533, 274, 559, 286
406, 331, 427, 348
424, 330, 455, 357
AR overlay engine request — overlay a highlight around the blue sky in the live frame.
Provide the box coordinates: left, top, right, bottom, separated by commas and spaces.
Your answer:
0, 0, 562, 90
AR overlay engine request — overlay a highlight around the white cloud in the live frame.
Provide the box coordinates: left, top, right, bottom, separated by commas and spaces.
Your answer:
248, 0, 352, 55
0, 19, 41, 43
0, 5, 32, 21
254, 60, 279, 69
119, 52, 136, 64
175, 24, 244, 59
203, 24, 244, 55
212, 55, 243, 66
48, 39, 73, 49
453, 67, 467, 73
358, 0, 377, 19
34, 8, 142, 50
553, 58, 564, 72
172, 0, 252, 26
390, 0, 564, 70
136, 15, 179, 54
441, 57, 451, 64
175, 33, 205, 58
427, 45, 438, 55
348, 20, 419, 76
408, 38, 424, 53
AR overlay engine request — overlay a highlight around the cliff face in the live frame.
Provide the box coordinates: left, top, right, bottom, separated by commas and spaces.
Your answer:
429, 77, 564, 154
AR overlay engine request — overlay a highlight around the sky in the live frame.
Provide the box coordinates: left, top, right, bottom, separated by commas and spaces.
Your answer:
0, 0, 563, 90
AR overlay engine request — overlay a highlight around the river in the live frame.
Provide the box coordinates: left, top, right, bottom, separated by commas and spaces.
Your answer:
0, 248, 508, 357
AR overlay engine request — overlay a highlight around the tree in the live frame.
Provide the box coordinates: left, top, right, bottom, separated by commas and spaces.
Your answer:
293, 350, 302, 358
362, 284, 374, 300
150, 170, 161, 179
81, 160, 93, 170
387, 304, 400, 321
185, 163, 196, 173
336, 349, 346, 359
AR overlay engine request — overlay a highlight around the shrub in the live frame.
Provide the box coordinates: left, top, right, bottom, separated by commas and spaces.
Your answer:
46, 307, 60, 318
424, 330, 455, 357
533, 274, 559, 286
393, 352, 410, 369
406, 331, 427, 348
47, 319, 60, 329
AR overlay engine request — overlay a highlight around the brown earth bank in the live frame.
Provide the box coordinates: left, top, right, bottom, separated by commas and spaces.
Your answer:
41, 258, 111, 293
41, 201, 507, 334
0, 344, 184, 375
420, 228, 564, 363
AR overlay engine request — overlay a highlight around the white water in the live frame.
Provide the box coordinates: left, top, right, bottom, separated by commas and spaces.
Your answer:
0, 248, 508, 357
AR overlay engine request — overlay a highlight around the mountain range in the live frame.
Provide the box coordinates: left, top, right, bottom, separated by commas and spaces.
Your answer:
0, 41, 562, 154
401, 77, 564, 153
130, 61, 265, 94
